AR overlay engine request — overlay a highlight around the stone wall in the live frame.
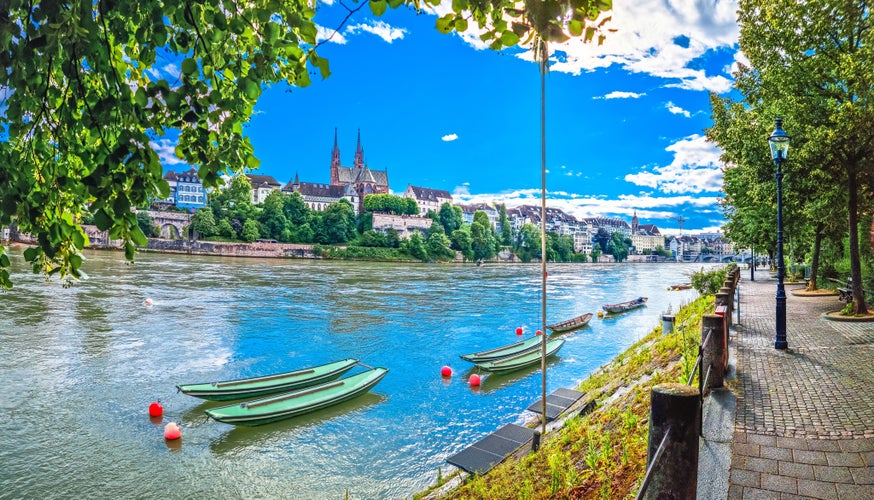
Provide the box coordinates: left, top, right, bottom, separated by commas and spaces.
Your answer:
145, 238, 317, 259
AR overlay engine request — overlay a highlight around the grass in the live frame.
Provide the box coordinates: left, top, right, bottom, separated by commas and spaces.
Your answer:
417, 295, 713, 500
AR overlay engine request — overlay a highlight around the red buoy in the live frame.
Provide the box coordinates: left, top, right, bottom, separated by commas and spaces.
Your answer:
164, 422, 182, 440
441, 365, 452, 377
469, 374, 481, 387
515, 327, 523, 335
148, 401, 163, 418
536, 329, 543, 336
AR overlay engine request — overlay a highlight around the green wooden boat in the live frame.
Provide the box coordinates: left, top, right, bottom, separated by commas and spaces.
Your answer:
205, 368, 389, 426
177, 358, 359, 401
475, 339, 565, 374
460, 336, 543, 363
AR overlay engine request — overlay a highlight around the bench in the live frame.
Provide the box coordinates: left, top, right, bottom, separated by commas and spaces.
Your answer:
837, 277, 853, 302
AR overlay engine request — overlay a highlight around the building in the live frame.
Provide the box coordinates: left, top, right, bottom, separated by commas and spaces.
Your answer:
507, 205, 591, 253
328, 129, 389, 213
246, 174, 282, 204
629, 212, 665, 254
371, 213, 433, 239
404, 185, 452, 216
282, 174, 358, 213
459, 203, 499, 228
162, 167, 207, 211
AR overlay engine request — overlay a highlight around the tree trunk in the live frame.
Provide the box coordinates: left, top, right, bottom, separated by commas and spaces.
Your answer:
808, 221, 823, 291
847, 168, 868, 314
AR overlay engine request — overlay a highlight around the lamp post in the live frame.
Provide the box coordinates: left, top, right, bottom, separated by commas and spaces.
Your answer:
769, 117, 789, 350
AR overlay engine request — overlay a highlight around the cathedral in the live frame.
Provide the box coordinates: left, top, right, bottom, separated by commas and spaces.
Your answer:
283, 129, 390, 214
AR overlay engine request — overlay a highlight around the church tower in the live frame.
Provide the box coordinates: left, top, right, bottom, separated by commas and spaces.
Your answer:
353, 128, 365, 170
330, 128, 341, 186
632, 210, 639, 235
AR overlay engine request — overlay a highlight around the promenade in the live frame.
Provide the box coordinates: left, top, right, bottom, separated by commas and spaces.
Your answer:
727, 273, 874, 499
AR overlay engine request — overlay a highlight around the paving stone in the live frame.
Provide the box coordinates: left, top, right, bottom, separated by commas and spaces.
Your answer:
727, 484, 744, 499
825, 452, 865, 467
761, 445, 794, 461
778, 461, 814, 478
760, 472, 797, 494
748, 434, 777, 447
808, 440, 843, 452
850, 466, 874, 485
793, 449, 829, 465
731, 468, 761, 488
735, 443, 761, 458
834, 483, 874, 497
742, 486, 780, 499
839, 439, 874, 453
812, 465, 854, 483
795, 478, 838, 500
744, 457, 779, 474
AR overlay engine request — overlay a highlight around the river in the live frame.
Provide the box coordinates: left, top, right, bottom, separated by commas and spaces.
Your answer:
0, 248, 715, 498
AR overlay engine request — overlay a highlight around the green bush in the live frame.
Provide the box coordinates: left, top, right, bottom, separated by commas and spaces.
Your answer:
690, 266, 729, 295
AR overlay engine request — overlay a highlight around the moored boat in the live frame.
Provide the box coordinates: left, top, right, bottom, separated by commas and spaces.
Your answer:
669, 283, 693, 290
460, 336, 542, 363
602, 297, 648, 314
546, 312, 594, 333
205, 368, 389, 426
475, 339, 565, 374
177, 358, 359, 401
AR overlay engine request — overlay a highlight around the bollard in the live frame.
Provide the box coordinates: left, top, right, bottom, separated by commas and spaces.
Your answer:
531, 430, 541, 452
714, 292, 730, 370
717, 289, 732, 329
661, 314, 675, 334
641, 383, 701, 500
702, 314, 726, 390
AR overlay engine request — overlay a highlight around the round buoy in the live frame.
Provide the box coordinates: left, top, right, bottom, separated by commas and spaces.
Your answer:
536, 329, 543, 336
148, 401, 163, 418
441, 365, 452, 377
469, 374, 481, 387
598, 311, 604, 318
515, 327, 523, 335
145, 298, 154, 307
164, 422, 182, 440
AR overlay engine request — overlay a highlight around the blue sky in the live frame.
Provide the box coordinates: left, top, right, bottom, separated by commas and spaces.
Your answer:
155, 1, 743, 235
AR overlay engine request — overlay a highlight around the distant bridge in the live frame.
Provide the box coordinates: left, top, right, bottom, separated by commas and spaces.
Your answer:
146, 210, 189, 239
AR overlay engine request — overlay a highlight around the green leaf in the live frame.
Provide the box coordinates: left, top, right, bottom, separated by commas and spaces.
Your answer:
130, 225, 149, 247
246, 154, 261, 169
455, 18, 468, 32
500, 30, 520, 47
181, 58, 198, 76
23, 247, 38, 262
370, 0, 387, 16
436, 16, 453, 34
69, 253, 83, 270
72, 230, 86, 249
0, 253, 9, 267
568, 20, 583, 37
93, 209, 113, 230
241, 78, 260, 100
134, 87, 147, 107
452, 0, 470, 11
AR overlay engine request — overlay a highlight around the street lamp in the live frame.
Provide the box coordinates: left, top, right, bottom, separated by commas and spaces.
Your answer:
769, 117, 789, 350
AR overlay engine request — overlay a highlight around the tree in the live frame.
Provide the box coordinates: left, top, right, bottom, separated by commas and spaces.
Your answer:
190, 208, 218, 238
136, 211, 157, 238
593, 228, 611, 253
450, 227, 474, 261
259, 190, 289, 241
711, 0, 873, 313
438, 203, 463, 234
403, 232, 428, 261
516, 223, 542, 262
498, 204, 513, 246
241, 219, 260, 243
0, 0, 614, 288
607, 232, 629, 262
320, 199, 357, 244
426, 231, 455, 261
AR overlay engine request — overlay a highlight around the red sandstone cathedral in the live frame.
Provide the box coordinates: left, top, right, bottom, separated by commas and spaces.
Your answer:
284, 129, 389, 214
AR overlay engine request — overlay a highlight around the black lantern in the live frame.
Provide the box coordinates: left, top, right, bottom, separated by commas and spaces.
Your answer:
768, 117, 789, 350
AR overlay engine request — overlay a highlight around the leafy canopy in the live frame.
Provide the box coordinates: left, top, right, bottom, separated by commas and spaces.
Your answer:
0, 0, 613, 288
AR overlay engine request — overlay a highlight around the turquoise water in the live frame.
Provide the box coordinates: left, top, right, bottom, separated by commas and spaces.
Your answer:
0, 249, 712, 498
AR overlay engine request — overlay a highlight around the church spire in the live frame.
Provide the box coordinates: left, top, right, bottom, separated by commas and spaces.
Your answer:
354, 128, 364, 169
330, 127, 341, 185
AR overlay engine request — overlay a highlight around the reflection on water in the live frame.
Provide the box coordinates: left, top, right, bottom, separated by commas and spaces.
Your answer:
0, 248, 713, 498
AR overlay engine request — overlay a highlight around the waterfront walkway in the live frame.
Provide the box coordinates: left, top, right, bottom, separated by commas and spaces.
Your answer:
727, 273, 874, 499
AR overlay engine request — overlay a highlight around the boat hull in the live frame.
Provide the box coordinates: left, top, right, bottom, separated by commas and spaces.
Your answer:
546, 313, 593, 333
475, 339, 565, 374
602, 297, 648, 314
460, 336, 542, 363
177, 358, 359, 401
205, 368, 388, 426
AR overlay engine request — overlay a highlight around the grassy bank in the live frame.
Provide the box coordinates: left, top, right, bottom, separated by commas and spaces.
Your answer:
418, 294, 713, 499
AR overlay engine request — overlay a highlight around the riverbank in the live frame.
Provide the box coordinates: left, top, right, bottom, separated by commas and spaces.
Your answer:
418, 294, 713, 499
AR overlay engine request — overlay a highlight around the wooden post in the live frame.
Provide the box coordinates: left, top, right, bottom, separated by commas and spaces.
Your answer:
642, 383, 701, 500
714, 292, 730, 370
702, 314, 726, 391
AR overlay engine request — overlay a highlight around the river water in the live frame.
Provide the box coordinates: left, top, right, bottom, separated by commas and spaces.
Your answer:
0, 248, 713, 498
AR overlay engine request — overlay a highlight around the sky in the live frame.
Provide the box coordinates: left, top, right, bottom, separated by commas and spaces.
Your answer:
155, 0, 744, 235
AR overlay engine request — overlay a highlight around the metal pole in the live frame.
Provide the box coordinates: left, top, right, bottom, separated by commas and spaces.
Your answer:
775, 157, 788, 349
750, 248, 755, 281
538, 38, 548, 435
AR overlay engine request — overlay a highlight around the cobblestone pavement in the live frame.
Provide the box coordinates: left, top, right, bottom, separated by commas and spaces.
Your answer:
728, 274, 874, 499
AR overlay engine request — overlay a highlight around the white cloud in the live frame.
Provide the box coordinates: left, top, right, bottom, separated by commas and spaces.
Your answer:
595, 91, 645, 100
442, 133, 458, 142
666, 101, 691, 117
150, 138, 188, 166
432, 0, 739, 93
346, 21, 406, 44
624, 134, 723, 194
317, 25, 348, 44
